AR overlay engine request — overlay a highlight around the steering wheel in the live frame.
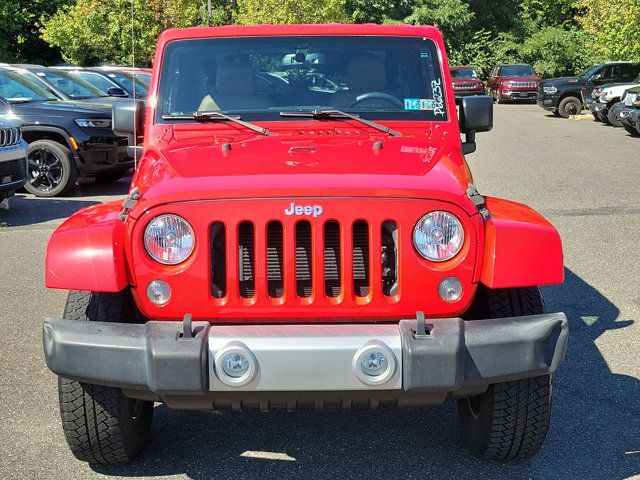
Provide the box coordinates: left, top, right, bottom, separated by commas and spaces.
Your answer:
347, 92, 404, 109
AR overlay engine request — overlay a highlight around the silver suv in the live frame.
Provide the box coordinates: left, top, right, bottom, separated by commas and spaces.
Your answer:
0, 101, 28, 203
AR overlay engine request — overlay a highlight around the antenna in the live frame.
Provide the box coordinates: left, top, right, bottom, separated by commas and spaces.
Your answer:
130, 0, 138, 170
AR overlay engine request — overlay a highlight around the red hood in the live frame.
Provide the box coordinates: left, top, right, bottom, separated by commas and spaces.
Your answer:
499, 76, 539, 83
130, 133, 476, 218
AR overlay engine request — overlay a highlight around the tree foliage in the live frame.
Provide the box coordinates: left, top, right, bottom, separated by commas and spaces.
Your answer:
578, 0, 640, 62
235, 0, 348, 25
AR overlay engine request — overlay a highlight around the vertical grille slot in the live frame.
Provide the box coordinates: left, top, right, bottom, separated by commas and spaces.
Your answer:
266, 221, 284, 298
210, 222, 226, 298
295, 221, 313, 298
381, 220, 399, 296
238, 222, 255, 298
352, 220, 370, 297
324, 221, 341, 297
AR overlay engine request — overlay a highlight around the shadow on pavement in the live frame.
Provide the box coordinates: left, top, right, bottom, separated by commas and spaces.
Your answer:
93, 268, 638, 480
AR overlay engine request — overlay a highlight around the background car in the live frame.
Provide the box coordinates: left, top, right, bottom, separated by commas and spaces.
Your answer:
488, 64, 539, 103
0, 69, 132, 196
0, 100, 28, 203
54, 67, 149, 99
538, 62, 640, 118
450, 66, 484, 96
588, 78, 640, 126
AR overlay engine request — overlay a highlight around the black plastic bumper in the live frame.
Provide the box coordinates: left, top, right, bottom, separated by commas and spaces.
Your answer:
77, 136, 133, 175
43, 313, 568, 401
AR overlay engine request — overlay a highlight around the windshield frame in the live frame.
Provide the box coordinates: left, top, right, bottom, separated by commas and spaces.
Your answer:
155, 34, 450, 125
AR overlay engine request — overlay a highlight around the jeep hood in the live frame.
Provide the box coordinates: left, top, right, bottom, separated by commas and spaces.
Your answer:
131, 135, 477, 217
542, 76, 580, 85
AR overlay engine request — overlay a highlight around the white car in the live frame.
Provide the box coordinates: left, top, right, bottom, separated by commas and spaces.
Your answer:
0, 104, 28, 206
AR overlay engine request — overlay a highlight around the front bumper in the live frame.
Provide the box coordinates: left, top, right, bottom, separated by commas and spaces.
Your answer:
0, 141, 28, 198
76, 134, 133, 174
589, 101, 607, 114
500, 90, 538, 100
537, 94, 559, 111
43, 313, 568, 408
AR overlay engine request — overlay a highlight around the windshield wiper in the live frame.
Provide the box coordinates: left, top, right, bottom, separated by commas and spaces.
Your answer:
163, 111, 276, 136
280, 109, 402, 137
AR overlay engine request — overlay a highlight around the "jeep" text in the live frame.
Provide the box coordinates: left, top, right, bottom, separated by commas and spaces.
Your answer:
284, 202, 323, 218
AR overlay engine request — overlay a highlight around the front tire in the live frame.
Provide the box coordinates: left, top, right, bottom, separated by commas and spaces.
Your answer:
623, 124, 640, 137
606, 109, 623, 127
557, 96, 581, 118
58, 290, 153, 464
458, 287, 553, 461
24, 140, 78, 197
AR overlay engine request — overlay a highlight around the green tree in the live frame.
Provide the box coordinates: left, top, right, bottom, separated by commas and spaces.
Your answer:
520, 26, 595, 76
0, 0, 68, 64
235, 0, 348, 24
41, 0, 221, 66
578, 0, 640, 61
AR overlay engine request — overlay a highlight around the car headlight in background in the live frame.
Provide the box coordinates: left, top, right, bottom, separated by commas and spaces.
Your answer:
74, 118, 112, 128
144, 214, 195, 265
543, 86, 558, 95
413, 211, 464, 262
602, 92, 615, 102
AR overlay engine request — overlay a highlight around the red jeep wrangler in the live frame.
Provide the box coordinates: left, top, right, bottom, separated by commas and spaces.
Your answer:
43, 24, 568, 464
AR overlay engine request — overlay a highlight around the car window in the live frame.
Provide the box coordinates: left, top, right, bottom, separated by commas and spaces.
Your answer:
75, 72, 121, 93
157, 35, 448, 122
37, 70, 106, 98
499, 65, 535, 77
0, 70, 58, 103
618, 64, 640, 81
105, 72, 149, 96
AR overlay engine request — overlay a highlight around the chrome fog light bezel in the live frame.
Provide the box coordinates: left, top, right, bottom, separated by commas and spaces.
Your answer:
353, 341, 397, 386
214, 343, 257, 387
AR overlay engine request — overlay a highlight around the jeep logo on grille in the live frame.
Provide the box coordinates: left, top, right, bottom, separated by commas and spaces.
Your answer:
284, 202, 323, 218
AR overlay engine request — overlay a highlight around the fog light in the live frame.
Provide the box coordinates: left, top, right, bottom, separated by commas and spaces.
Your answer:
146, 280, 171, 306
438, 277, 463, 302
214, 343, 257, 386
353, 342, 396, 386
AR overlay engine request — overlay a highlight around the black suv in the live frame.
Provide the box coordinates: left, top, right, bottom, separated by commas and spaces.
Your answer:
538, 62, 640, 118
0, 68, 132, 197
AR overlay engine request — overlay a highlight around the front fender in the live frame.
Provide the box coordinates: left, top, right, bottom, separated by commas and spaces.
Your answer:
480, 197, 563, 289
46, 201, 129, 292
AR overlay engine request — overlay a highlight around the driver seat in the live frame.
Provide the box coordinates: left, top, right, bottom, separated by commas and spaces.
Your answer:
330, 55, 392, 108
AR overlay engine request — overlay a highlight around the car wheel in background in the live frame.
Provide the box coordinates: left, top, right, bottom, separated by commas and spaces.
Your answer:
558, 96, 581, 118
24, 140, 78, 197
623, 124, 640, 137
606, 109, 624, 128
598, 111, 610, 124
591, 111, 601, 122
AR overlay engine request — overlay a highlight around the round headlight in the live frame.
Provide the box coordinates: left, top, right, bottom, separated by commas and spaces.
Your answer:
144, 214, 195, 265
413, 211, 464, 262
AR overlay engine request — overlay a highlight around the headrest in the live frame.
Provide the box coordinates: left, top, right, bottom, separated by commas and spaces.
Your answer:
346, 54, 386, 91
216, 57, 255, 96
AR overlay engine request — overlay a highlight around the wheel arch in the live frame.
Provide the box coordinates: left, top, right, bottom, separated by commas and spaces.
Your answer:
46, 200, 130, 292
479, 197, 564, 289
21, 126, 80, 162
558, 91, 582, 105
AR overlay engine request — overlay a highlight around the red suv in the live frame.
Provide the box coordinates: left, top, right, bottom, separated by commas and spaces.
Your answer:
488, 64, 539, 103
43, 24, 567, 465
450, 66, 484, 96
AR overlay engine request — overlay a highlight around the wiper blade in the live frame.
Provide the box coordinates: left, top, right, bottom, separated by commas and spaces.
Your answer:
163, 111, 276, 136
280, 109, 402, 137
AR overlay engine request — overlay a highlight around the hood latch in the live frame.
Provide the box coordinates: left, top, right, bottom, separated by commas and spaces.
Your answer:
466, 184, 491, 220
118, 187, 141, 222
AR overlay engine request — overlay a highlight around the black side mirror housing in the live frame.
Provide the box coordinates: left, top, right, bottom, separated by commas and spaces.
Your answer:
107, 87, 128, 97
112, 99, 145, 157
458, 95, 493, 155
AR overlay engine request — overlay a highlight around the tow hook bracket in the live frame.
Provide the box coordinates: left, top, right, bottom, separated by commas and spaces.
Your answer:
414, 311, 433, 338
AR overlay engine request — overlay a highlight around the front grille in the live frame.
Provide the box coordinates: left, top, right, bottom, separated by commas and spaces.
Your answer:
0, 127, 21, 147
210, 219, 399, 302
0, 159, 26, 183
505, 81, 537, 88
454, 82, 480, 90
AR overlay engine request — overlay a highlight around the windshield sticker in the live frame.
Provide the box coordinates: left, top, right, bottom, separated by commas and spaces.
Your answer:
430, 79, 445, 116
404, 98, 436, 111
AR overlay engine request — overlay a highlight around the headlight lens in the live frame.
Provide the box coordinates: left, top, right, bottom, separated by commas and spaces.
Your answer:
413, 211, 464, 262
144, 214, 195, 265
74, 118, 112, 128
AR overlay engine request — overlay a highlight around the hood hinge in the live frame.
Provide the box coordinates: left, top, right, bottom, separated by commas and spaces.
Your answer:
118, 187, 141, 222
466, 184, 491, 220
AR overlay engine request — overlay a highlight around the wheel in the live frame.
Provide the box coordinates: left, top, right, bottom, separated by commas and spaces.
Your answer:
636, 122, 640, 136
458, 287, 553, 461
623, 124, 640, 137
606, 109, 624, 127
598, 111, 609, 124
24, 140, 78, 197
557, 96, 581, 118
496, 93, 506, 105
58, 290, 153, 464
591, 111, 601, 122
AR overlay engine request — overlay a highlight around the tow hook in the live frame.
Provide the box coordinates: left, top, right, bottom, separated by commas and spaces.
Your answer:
118, 187, 141, 221
466, 184, 491, 220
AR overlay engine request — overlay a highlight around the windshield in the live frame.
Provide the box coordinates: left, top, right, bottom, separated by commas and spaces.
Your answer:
105, 71, 149, 96
37, 69, 107, 99
157, 35, 448, 122
136, 72, 152, 84
578, 65, 602, 79
500, 65, 535, 77
0, 70, 58, 103
451, 68, 478, 79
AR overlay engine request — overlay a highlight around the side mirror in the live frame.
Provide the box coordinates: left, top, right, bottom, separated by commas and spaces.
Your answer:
107, 87, 128, 97
112, 99, 145, 157
458, 95, 493, 155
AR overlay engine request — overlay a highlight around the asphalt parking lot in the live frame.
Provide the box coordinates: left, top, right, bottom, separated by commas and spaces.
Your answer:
0, 104, 638, 480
